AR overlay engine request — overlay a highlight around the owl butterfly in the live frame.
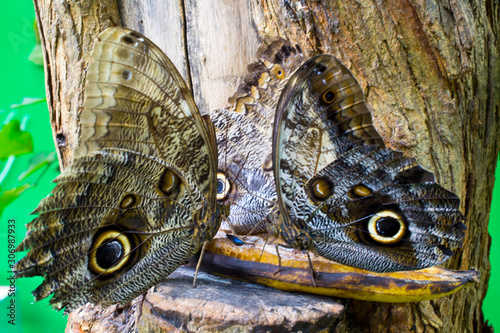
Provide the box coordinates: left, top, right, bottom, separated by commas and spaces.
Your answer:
272, 55, 466, 272
211, 38, 303, 234
14, 27, 220, 313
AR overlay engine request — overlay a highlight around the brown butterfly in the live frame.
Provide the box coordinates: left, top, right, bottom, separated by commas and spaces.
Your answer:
271, 55, 466, 272
212, 38, 304, 235
14, 27, 220, 313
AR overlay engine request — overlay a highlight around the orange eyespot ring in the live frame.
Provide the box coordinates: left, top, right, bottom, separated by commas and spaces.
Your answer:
275, 66, 285, 79
367, 210, 406, 245
322, 90, 336, 103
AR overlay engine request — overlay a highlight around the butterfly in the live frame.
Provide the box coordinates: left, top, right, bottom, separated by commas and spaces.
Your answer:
271, 54, 466, 272
212, 38, 304, 235
14, 27, 221, 313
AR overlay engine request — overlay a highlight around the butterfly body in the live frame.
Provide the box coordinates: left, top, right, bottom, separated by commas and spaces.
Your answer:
15, 27, 220, 313
272, 55, 465, 272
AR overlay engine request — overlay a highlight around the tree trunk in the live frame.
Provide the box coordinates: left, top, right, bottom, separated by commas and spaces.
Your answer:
34, 0, 499, 331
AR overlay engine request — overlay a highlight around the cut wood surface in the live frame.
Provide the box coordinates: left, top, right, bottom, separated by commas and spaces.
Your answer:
32, 0, 499, 331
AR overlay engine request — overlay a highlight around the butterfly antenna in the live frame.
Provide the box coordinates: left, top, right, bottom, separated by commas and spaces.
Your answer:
243, 216, 267, 240
193, 240, 209, 288
225, 214, 239, 236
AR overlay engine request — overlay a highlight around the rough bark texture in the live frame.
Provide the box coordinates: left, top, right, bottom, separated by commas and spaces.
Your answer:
33, 0, 499, 331
34, 0, 121, 169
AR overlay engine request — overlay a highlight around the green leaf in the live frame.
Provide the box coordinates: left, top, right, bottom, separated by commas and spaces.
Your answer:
29, 20, 43, 66
28, 43, 44, 66
10, 97, 45, 109
0, 184, 32, 217
18, 152, 57, 181
0, 120, 34, 159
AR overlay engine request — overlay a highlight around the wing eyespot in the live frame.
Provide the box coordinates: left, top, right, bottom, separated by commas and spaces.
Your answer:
274, 65, 286, 79
262, 154, 273, 171
158, 169, 180, 196
322, 89, 336, 104
121, 35, 138, 47
122, 69, 132, 82
367, 210, 406, 245
89, 230, 132, 275
347, 184, 372, 199
310, 178, 332, 200
119, 194, 139, 209
216, 172, 231, 201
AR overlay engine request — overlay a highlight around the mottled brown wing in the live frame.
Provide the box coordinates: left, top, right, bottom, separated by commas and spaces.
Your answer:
14, 27, 220, 313
273, 55, 465, 272
212, 38, 303, 234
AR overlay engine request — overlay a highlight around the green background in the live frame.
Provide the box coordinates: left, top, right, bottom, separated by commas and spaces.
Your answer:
0, 2, 498, 332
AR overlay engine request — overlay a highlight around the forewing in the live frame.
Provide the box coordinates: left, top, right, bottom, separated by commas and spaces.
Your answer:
273, 55, 383, 223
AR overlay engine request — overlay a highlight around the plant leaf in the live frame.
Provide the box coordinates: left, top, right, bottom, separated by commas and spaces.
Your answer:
29, 43, 44, 66
10, 97, 45, 109
0, 120, 34, 159
0, 184, 32, 217
18, 152, 57, 181
29, 20, 43, 66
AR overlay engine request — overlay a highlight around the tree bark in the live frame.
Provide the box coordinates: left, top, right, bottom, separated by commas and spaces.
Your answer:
34, 0, 499, 331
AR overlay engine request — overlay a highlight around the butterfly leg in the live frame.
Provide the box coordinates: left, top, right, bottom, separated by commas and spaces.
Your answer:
193, 241, 209, 288
306, 251, 318, 287
273, 243, 318, 287
274, 243, 284, 275
273, 242, 294, 275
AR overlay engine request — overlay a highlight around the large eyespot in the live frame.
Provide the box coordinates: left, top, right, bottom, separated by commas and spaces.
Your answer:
347, 184, 372, 199
322, 89, 336, 103
159, 168, 180, 196
311, 177, 332, 200
367, 210, 406, 245
216, 172, 231, 201
89, 230, 132, 275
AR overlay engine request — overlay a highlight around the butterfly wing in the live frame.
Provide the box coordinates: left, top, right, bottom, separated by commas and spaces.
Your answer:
212, 38, 303, 234
15, 27, 219, 313
273, 55, 465, 272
